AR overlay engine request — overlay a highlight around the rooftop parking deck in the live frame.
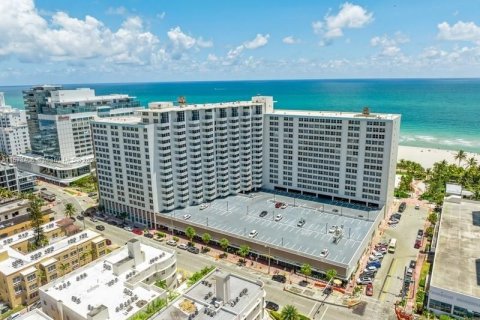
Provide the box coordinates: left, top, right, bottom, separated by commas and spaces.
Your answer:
162, 191, 382, 269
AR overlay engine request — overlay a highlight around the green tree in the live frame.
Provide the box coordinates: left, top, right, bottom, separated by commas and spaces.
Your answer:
37, 269, 47, 285
201, 233, 212, 247
325, 269, 337, 281
59, 263, 68, 276
29, 195, 47, 248
155, 279, 167, 289
185, 227, 196, 243
454, 150, 467, 166
280, 305, 299, 320
300, 263, 312, 282
427, 212, 438, 225
118, 211, 129, 224
237, 245, 250, 263
219, 238, 229, 253
64, 203, 76, 219
467, 157, 478, 169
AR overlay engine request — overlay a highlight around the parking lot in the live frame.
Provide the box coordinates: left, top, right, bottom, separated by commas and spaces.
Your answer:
159, 191, 383, 277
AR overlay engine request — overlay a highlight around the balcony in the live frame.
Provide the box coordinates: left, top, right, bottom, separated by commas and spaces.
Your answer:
216, 121, 228, 129
175, 158, 188, 166
163, 202, 175, 210
217, 144, 228, 152
159, 166, 173, 174
189, 120, 200, 126
189, 148, 201, 156
177, 193, 190, 202
191, 184, 203, 192
176, 175, 188, 184
190, 166, 202, 175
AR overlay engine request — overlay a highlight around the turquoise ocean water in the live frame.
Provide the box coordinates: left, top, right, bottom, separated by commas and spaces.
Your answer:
1, 79, 480, 152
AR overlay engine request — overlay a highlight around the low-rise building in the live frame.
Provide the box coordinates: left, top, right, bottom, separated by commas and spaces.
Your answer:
18, 309, 53, 320
0, 220, 106, 308
427, 193, 480, 318
0, 199, 54, 238
0, 162, 35, 192
39, 239, 177, 320
154, 269, 265, 320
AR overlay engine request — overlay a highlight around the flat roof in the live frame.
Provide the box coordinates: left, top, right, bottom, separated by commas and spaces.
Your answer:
40, 242, 174, 320
93, 116, 142, 125
153, 269, 264, 320
0, 221, 101, 275
430, 198, 480, 297
0, 199, 29, 214
268, 109, 400, 120
18, 309, 53, 320
163, 191, 381, 268
144, 99, 265, 113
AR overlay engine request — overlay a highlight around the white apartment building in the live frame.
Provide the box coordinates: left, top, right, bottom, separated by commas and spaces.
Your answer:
0, 93, 31, 156
15, 86, 142, 185
0, 162, 35, 192
92, 97, 272, 226
39, 239, 177, 320
263, 108, 400, 208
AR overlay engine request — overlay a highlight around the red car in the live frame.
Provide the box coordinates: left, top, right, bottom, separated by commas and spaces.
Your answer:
275, 202, 283, 208
414, 239, 421, 249
366, 283, 373, 296
132, 228, 143, 235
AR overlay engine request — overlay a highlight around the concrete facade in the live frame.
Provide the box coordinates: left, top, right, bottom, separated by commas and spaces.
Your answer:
0, 93, 31, 156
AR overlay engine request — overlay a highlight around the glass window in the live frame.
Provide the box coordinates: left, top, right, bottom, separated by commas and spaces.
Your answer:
429, 299, 452, 314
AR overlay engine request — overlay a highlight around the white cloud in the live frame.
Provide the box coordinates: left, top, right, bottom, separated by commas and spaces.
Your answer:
437, 21, 480, 43
167, 26, 213, 50
207, 54, 218, 61
157, 12, 166, 20
106, 6, 127, 15
370, 32, 409, 57
313, 2, 373, 44
244, 34, 269, 49
282, 36, 300, 44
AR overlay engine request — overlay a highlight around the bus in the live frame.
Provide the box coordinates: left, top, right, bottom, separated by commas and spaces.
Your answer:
40, 190, 56, 202
388, 238, 397, 253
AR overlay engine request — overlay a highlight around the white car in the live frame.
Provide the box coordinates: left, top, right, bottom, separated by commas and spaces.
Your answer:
320, 248, 329, 258
166, 239, 177, 246
356, 277, 372, 285
328, 225, 338, 233
368, 255, 381, 262
124, 226, 133, 232
371, 251, 384, 258
200, 203, 209, 210
388, 219, 399, 225
274, 214, 283, 221
415, 204, 420, 210
280, 204, 287, 209
364, 266, 378, 272
249, 230, 258, 238
177, 243, 189, 250
183, 214, 191, 220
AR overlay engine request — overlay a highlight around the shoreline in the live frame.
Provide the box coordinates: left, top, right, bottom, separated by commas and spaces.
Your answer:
397, 146, 480, 169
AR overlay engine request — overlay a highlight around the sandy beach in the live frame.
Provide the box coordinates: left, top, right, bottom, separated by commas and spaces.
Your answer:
397, 146, 480, 169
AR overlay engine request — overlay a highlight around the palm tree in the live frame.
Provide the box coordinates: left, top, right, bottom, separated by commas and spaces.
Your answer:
454, 150, 467, 166
37, 269, 47, 285
201, 233, 212, 247
300, 263, 312, 282
185, 227, 196, 243
281, 305, 299, 320
219, 238, 230, 255
237, 245, 250, 263
467, 157, 478, 169
64, 203, 76, 219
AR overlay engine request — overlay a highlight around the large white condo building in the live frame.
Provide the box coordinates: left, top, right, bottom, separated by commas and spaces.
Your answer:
92, 97, 399, 226
264, 108, 400, 208
92, 97, 271, 225
0, 93, 31, 156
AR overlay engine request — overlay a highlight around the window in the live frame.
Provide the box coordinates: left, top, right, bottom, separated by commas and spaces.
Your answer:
26, 273, 36, 282
428, 299, 452, 314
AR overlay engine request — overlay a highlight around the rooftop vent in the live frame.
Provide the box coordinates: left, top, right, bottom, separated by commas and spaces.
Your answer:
362, 107, 370, 116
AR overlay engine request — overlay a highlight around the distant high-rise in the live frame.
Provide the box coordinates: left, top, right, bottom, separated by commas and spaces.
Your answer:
16, 86, 142, 184
0, 92, 31, 156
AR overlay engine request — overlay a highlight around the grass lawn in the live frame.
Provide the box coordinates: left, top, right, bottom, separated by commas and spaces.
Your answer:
70, 174, 97, 193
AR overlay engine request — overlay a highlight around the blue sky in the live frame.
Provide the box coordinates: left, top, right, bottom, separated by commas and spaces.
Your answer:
0, 0, 479, 85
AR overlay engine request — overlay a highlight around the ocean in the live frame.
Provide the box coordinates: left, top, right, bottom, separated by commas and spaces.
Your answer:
2, 79, 480, 153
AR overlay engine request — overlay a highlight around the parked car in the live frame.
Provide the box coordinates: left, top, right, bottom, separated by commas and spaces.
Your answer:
106, 239, 112, 245
417, 229, 424, 237
200, 203, 209, 210
166, 239, 177, 246
280, 203, 287, 209
391, 213, 402, 220
132, 228, 143, 235
95, 225, 105, 231
364, 266, 378, 273
367, 261, 381, 269
388, 219, 399, 225
177, 243, 189, 250
187, 246, 200, 254
328, 225, 338, 233
414, 239, 422, 249
368, 255, 381, 262
259, 211, 268, 218
90, 217, 98, 222
320, 248, 329, 258
274, 214, 283, 221
275, 202, 286, 209
415, 204, 420, 210
271, 274, 287, 283
406, 268, 414, 277
40, 187, 47, 191
124, 226, 133, 232
371, 251, 384, 259
399, 202, 407, 212
361, 271, 376, 278
297, 218, 306, 227
144, 233, 153, 239
356, 277, 373, 285
376, 247, 388, 254
248, 230, 258, 238
265, 301, 279, 311
409, 260, 417, 269
76, 215, 84, 221
366, 283, 373, 296
332, 208, 339, 213
183, 214, 191, 220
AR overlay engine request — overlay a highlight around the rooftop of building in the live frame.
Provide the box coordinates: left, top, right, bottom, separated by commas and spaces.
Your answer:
93, 116, 142, 125
268, 109, 400, 120
153, 269, 264, 320
430, 197, 480, 297
0, 220, 101, 275
162, 191, 381, 271
40, 240, 174, 320
0, 162, 17, 170
0, 198, 29, 215
18, 309, 53, 320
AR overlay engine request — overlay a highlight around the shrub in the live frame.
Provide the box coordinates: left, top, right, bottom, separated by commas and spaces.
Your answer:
173, 236, 179, 242
187, 266, 215, 286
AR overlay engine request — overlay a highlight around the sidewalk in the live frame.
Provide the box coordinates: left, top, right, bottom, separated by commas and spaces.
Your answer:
283, 283, 359, 308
